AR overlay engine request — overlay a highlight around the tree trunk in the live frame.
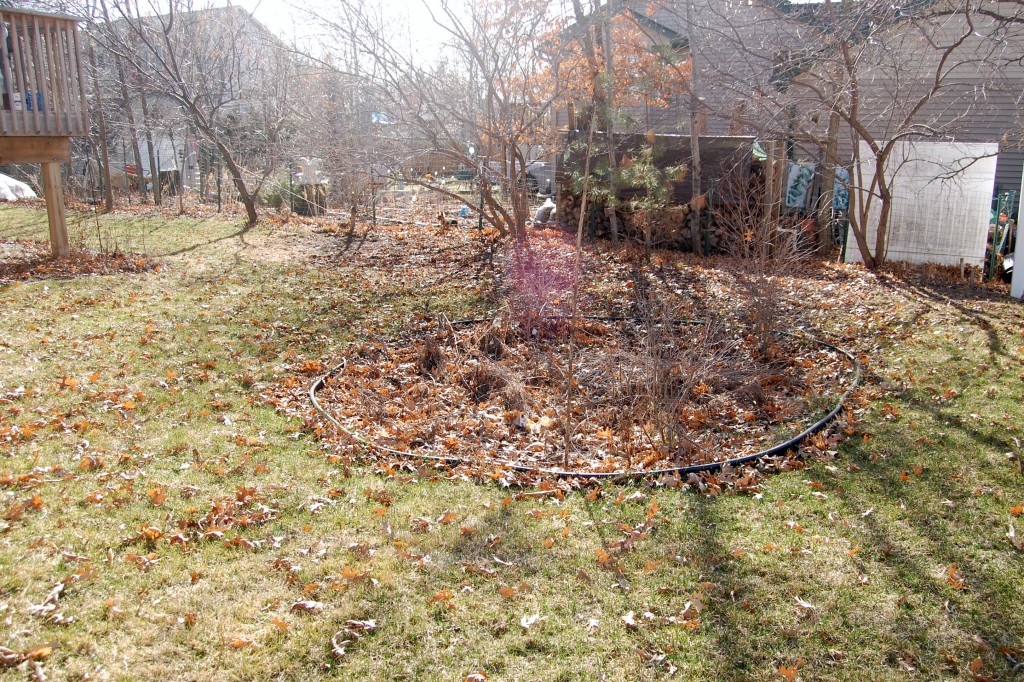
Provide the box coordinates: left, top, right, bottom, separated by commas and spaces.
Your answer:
181, 98, 259, 225
217, 142, 258, 225
98, 0, 147, 201
815, 108, 841, 254
847, 168, 878, 270
685, 0, 704, 255
873, 192, 892, 268
870, 149, 894, 268
602, 6, 620, 245
139, 88, 161, 206
510, 148, 529, 239
87, 42, 114, 213
111, 58, 145, 199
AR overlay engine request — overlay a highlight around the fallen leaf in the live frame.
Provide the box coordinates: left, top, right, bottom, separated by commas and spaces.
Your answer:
520, 613, 546, 629
947, 563, 966, 590
26, 646, 52, 661
428, 589, 454, 605
1008, 523, 1024, 551
147, 487, 168, 506
344, 619, 377, 633
778, 665, 799, 681
330, 631, 350, 659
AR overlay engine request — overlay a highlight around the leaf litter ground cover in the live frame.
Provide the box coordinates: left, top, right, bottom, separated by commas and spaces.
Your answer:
0, 238, 156, 282
1, 204, 1023, 681
314, 317, 854, 475
301, 221, 859, 478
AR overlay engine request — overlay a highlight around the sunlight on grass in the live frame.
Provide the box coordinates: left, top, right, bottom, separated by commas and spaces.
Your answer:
0, 205, 1022, 681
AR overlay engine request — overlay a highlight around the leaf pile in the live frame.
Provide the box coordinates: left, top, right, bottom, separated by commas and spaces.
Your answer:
313, 315, 854, 474
0, 239, 156, 283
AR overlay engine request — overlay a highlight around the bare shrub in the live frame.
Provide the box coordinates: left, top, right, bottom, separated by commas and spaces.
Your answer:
715, 168, 806, 355
458, 360, 528, 412
417, 338, 445, 378
506, 239, 579, 340
578, 304, 742, 464
475, 328, 506, 361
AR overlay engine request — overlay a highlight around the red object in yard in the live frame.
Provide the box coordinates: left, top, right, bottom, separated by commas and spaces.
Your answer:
125, 165, 138, 176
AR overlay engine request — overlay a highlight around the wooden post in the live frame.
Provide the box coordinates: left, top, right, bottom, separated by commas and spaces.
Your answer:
42, 161, 70, 258
816, 108, 841, 253
685, 0, 704, 256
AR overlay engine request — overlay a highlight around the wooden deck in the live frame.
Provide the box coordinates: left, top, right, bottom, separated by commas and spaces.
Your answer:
1, 7, 88, 259
1, 7, 89, 138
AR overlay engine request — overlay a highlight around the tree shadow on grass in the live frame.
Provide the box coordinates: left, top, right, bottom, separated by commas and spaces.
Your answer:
160, 219, 255, 258
900, 282, 1024, 360
834, 424, 1024, 676
664, 440, 1023, 680
336, 226, 373, 256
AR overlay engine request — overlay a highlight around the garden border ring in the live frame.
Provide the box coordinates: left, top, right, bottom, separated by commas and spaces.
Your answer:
308, 316, 861, 480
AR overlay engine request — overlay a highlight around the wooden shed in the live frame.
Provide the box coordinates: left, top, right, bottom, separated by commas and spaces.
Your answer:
0, 7, 89, 257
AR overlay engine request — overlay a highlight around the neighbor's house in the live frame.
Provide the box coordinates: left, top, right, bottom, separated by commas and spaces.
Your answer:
551, 0, 827, 244
776, 0, 1024, 265
558, 0, 1024, 264
554, 0, 829, 140
562, 0, 1022, 183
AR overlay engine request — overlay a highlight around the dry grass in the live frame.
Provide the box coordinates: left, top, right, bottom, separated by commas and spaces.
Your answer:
0, 204, 1022, 681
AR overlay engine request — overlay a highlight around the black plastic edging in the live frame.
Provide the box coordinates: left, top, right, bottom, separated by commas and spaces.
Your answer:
308, 317, 862, 480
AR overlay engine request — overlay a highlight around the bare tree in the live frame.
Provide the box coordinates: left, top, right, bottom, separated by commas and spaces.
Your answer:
656, 0, 1024, 268
314, 0, 559, 239
90, 0, 299, 224
778, 0, 1023, 268
84, 29, 114, 212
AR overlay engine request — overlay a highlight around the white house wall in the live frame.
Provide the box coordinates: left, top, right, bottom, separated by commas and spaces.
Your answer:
845, 141, 997, 267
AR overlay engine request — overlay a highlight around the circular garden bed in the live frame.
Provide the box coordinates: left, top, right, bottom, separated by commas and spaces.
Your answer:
311, 316, 857, 476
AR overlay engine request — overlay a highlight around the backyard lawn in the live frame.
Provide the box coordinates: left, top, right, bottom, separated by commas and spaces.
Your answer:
0, 203, 1022, 681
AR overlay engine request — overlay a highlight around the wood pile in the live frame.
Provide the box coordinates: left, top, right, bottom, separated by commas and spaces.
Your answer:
557, 185, 722, 252
294, 184, 327, 217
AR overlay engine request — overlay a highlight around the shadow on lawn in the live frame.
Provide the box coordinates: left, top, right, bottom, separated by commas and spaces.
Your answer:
903, 283, 1023, 360
160, 219, 255, 258
837, 422, 1024, 670
671, 433, 1023, 680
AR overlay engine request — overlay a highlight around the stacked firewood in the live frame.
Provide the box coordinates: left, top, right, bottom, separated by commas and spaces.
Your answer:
557, 188, 719, 251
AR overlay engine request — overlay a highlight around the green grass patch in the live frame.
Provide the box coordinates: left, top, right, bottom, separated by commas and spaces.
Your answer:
0, 205, 1022, 681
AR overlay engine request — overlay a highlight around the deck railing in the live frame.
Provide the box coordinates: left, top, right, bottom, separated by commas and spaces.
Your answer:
1, 7, 88, 137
